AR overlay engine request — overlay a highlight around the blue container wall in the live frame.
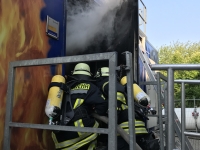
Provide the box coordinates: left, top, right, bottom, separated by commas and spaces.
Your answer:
42, 0, 66, 75
42, 0, 66, 58
139, 40, 158, 92
145, 40, 159, 64
139, 57, 147, 91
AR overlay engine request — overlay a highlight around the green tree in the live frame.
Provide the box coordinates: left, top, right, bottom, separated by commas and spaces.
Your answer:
158, 41, 200, 107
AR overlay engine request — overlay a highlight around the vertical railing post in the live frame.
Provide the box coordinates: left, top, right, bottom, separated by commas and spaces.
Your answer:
181, 82, 186, 150
193, 96, 196, 108
167, 68, 175, 150
108, 52, 117, 150
164, 82, 168, 149
3, 52, 117, 150
3, 63, 15, 150
157, 73, 164, 150
125, 52, 136, 150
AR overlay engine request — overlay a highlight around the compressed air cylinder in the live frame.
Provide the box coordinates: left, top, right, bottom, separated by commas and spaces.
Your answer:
120, 76, 150, 105
45, 75, 66, 119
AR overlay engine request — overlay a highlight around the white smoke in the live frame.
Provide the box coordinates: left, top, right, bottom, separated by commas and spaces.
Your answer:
66, 0, 123, 53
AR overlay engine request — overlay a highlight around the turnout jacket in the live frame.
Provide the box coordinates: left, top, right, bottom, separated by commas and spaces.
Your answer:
95, 77, 148, 135
52, 80, 108, 150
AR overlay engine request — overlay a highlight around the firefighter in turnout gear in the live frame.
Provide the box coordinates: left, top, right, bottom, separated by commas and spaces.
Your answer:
51, 63, 108, 150
95, 67, 148, 150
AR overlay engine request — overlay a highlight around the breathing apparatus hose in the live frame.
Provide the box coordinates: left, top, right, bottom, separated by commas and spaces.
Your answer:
92, 113, 142, 150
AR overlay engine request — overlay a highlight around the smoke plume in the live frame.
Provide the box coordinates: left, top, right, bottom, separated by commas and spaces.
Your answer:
66, 0, 123, 54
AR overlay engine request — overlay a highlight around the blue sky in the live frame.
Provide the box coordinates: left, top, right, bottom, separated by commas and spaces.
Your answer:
141, 0, 200, 49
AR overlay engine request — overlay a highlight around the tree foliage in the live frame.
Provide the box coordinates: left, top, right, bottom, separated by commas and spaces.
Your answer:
158, 41, 200, 107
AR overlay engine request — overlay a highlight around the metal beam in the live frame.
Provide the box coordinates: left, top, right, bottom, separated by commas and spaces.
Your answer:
10, 52, 116, 67
157, 73, 164, 150
152, 64, 200, 70
9, 122, 109, 134
3, 52, 118, 150
108, 52, 117, 150
181, 82, 186, 150
125, 52, 136, 150
184, 132, 200, 137
167, 68, 175, 150
175, 80, 200, 84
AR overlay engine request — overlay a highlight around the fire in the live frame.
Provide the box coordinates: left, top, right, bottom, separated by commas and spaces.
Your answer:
0, 0, 55, 149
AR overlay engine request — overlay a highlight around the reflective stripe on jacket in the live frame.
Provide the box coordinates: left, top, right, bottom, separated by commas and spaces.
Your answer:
119, 120, 148, 135
52, 121, 99, 149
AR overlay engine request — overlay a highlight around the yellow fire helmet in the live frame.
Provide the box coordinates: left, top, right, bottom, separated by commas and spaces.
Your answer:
94, 67, 109, 78
72, 63, 92, 76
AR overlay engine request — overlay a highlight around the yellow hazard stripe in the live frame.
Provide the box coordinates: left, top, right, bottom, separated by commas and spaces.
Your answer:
120, 120, 145, 128
117, 92, 126, 104
88, 140, 97, 150
101, 94, 106, 100
102, 82, 108, 92
118, 121, 147, 135
74, 119, 84, 136
52, 121, 99, 149
117, 107, 122, 111
63, 132, 98, 150
121, 104, 128, 110
123, 128, 148, 134
52, 132, 58, 145
119, 122, 129, 129
73, 98, 84, 109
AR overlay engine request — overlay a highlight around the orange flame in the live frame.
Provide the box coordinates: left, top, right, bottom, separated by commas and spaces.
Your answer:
0, 0, 55, 149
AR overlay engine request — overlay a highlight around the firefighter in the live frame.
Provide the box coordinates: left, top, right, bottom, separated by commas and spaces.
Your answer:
94, 67, 148, 150
51, 63, 108, 150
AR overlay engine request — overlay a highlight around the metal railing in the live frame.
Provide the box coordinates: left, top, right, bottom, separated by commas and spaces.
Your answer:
174, 80, 200, 150
175, 98, 200, 108
140, 73, 167, 150
139, 0, 147, 34
151, 64, 200, 150
3, 51, 139, 150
